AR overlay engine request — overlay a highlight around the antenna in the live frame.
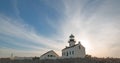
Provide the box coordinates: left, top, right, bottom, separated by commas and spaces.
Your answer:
10, 53, 14, 60
11, 53, 13, 57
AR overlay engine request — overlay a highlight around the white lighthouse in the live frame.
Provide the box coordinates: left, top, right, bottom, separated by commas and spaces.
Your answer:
62, 34, 85, 58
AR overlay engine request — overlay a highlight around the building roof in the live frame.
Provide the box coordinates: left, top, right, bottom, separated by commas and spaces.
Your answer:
62, 42, 85, 51
62, 44, 79, 51
69, 34, 75, 38
40, 50, 59, 57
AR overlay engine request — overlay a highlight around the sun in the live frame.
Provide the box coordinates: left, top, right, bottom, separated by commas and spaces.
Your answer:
80, 39, 92, 54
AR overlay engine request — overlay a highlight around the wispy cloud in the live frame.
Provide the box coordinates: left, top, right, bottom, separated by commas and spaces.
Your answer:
0, 15, 63, 57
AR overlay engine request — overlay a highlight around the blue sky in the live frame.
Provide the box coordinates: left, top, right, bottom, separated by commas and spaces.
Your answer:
0, 0, 120, 58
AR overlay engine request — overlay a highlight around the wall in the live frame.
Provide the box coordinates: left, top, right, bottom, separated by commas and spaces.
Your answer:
62, 44, 85, 58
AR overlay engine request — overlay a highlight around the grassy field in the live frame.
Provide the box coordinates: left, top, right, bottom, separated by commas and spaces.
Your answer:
0, 56, 120, 63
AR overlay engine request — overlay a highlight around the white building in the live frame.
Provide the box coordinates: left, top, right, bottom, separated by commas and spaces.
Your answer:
40, 50, 59, 59
62, 34, 85, 58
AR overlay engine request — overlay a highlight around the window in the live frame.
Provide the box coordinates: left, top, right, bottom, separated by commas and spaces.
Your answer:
48, 55, 53, 57
50, 55, 53, 57
69, 51, 71, 55
72, 51, 74, 55
67, 52, 68, 56
48, 55, 49, 57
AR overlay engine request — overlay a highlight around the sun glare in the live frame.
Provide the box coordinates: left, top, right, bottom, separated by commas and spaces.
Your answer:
80, 39, 92, 54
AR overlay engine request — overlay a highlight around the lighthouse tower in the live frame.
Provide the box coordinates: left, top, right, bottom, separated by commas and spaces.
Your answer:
68, 34, 76, 47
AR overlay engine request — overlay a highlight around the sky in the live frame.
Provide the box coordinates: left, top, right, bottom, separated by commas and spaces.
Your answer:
0, 0, 120, 58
